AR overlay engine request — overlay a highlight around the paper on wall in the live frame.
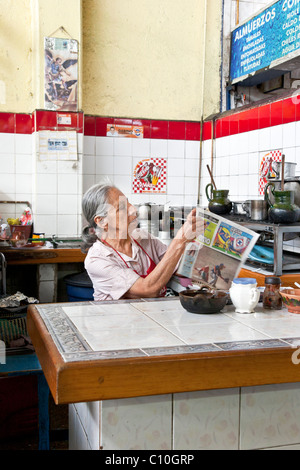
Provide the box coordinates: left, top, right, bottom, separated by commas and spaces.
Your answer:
38, 130, 78, 161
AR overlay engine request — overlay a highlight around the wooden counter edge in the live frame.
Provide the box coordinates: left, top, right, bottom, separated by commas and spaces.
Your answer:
27, 305, 66, 403
27, 304, 300, 405
1, 248, 86, 265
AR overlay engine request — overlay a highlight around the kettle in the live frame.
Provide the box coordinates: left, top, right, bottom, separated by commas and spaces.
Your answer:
205, 184, 232, 215
265, 183, 300, 224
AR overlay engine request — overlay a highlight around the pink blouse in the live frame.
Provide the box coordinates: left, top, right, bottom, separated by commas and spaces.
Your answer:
84, 229, 168, 301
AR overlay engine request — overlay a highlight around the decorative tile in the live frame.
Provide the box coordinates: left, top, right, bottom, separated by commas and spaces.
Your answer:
101, 395, 172, 450
142, 343, 221, 356
173, 389, 240, 450
216, 338, 291, 351
240, 383, 300, 450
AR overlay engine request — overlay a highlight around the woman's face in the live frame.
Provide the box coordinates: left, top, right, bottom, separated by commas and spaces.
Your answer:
97, 188, 138, 239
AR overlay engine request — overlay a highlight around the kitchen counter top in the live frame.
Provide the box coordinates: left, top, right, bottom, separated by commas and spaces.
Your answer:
27, 297, 300, 405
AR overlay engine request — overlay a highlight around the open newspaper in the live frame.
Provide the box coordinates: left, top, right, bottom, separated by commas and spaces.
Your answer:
176, 208, 259, 290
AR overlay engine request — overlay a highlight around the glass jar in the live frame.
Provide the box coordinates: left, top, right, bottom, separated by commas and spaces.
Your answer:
263, 276, 282, 310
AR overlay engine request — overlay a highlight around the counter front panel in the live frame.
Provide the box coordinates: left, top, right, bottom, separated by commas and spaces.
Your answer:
26, 298, 300, 405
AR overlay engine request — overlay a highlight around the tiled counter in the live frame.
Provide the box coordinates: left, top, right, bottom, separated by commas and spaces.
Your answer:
27, 298, 300, 450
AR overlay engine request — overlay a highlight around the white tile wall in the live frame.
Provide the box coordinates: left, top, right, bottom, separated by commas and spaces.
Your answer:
211, 121, 300, 253
83, 136, 201, 208
1, 114, 300, 240
0, 132, 84, 237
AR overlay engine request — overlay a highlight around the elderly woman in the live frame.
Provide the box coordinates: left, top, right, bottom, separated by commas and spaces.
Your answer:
82, 183, 204, 301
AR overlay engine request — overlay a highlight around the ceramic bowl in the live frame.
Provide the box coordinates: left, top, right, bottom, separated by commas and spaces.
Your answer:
179, 288, 229, 314
280, 289, 300, 314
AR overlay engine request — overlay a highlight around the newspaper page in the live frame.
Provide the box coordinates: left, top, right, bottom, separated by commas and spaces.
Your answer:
176, 208, 259, 290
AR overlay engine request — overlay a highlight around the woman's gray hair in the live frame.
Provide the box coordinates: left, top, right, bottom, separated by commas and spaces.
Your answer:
81, 183, 115, 253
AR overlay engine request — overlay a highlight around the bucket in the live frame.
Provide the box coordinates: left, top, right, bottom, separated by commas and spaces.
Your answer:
64, 271, 94, 302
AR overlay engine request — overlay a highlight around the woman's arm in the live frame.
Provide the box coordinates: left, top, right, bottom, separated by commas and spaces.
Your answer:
124, 209, 204, 298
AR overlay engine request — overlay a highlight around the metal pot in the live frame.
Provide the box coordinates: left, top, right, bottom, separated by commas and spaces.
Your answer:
232, 201, 247, 216
242, 200, 268, 221
271, 161, 296, 179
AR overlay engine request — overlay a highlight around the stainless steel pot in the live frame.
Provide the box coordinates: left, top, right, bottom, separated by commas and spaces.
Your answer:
242, 200, 268, 221
232, 201, 247, 215
271, 162, 296, 179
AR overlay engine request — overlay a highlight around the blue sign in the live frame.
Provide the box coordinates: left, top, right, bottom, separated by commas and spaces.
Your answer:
230, 0, 300, 82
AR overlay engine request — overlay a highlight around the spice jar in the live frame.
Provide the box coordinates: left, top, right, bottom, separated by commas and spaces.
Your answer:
263, 277, 282, 310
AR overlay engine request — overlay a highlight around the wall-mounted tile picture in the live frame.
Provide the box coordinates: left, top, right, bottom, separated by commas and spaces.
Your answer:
259, 150, 282, 195
132, 158, 167, 193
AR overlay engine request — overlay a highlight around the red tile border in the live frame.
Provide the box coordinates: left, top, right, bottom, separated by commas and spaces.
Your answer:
34, 110, 57, 130
151, 120, 169, 139
247, 107, 259, 132
84, 115, 96, 136
114, 118, 133, 127
295, 98, 300, 122
239, 110, 250, 133
2, 93, 300, 142
96, 116, 113, 137
282, 97, 296, 124
229, 115, 239, 136
169, 121, 186, 140
270, 100, 283, 127
214, 119, 222, 139
222, 116, 231, 137
0, 113, 15, 133
186, 121, 201, 141
133, 119, 151, 139
15, 113, 32, 134
258, 103, 271, 129
202, 121, 212, 140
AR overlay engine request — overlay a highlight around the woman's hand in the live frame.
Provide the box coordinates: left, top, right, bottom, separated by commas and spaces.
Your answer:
176, 209, 205, 243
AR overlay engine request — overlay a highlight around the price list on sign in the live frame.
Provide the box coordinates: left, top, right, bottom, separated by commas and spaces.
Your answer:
230, 0, 300, 83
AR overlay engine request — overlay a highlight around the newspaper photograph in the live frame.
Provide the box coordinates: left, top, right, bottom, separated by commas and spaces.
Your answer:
177, 208, 259, 290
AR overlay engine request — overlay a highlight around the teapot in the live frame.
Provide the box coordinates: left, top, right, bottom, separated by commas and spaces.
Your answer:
265, 183, 300, 224
205, 184, 232, 215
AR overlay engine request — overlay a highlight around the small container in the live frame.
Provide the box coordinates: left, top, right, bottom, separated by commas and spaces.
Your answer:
263, 276, 282, 310
229, 278, 260, 314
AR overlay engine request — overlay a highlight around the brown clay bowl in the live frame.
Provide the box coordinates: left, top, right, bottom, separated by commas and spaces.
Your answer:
179, 288, 229, 314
